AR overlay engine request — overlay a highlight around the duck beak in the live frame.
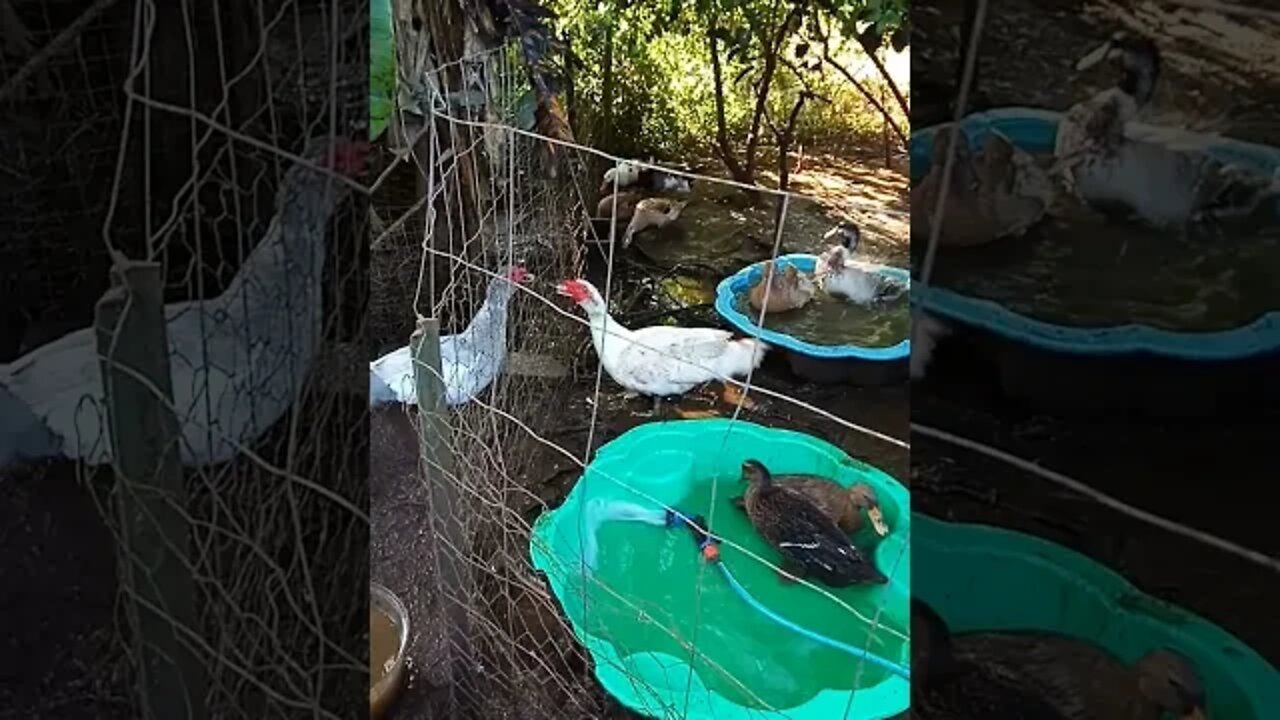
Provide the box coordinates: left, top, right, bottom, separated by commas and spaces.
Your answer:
1075, 40, 1114, 71
868, 506, 889, 536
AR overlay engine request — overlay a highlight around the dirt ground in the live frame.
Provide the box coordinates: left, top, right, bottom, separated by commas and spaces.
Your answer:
913, 0, 1280, 145
913, 0, 1280, 668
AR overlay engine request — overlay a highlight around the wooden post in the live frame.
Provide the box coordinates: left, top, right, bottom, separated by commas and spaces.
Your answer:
409, 317, 469, 687
94, 259, 205, 720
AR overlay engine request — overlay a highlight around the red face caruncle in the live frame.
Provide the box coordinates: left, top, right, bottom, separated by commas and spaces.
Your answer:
506, 266, 531, 284
555, 279, 591, 304
328, 139, 371, 178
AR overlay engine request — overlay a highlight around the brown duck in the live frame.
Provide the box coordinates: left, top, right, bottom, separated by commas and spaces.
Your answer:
778, 477, 888, 536
595, 191, 642, 220
747, 262, 816, 315
912, 599, 1071, 720
951, 631, 1207, 720
731, 459, 886, 587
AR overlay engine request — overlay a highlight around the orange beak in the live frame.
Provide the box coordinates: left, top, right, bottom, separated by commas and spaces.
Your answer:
868, 507, 889, 536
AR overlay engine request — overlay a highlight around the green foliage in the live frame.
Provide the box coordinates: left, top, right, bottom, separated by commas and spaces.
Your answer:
551, 0, 908, 161
369, 0, 395, 141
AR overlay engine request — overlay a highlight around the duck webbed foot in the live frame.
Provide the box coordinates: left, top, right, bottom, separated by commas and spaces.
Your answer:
730, 495, 746, 511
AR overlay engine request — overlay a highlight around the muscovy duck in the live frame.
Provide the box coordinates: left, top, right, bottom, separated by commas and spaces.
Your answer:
815, 222, 906, 304
555, 278, 766, 415
369, 266, 530, 407
0, 137, 366, 469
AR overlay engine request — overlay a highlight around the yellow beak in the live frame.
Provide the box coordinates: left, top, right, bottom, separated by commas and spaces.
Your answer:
868, 507, 889, 536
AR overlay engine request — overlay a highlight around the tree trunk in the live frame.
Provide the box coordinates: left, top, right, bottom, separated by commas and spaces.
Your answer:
743, 3, 803, 186
601, 19, 614, 155
708, 24, 748, 185
857, 36, 909, 119
823, 50, 906, 147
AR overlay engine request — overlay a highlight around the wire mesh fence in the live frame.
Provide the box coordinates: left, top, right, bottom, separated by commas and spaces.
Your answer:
369, 23, 911, 719
3, 1, 369, 718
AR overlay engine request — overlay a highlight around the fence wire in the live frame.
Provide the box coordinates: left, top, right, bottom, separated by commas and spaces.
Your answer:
369, 26, 910, 719
3, 1, 368, 718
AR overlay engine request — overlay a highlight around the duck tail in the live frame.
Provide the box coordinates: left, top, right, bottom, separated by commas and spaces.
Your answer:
723, 338, 768, 376
910, 313, 951, 381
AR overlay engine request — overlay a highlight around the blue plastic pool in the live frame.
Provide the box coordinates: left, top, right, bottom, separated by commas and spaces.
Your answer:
715, 254, 911, 362
911, 107, 1280, 360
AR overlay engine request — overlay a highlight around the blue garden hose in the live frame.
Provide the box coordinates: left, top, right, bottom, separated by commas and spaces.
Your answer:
663, 509, 911, 680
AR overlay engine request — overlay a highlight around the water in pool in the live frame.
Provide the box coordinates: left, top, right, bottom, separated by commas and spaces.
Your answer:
568, 477, 908, 712
918, 194, 1280, 332
733, 289, 910, 348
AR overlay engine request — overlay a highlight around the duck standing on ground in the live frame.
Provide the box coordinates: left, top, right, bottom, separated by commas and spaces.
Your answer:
952, 631, 1208, 720
370, 266, 531, 407
912, 599, 1071, 719
556, 278, 766, 415
621, 198, 687, 247
815, 222, 906, 304
1, 138, 366, 469
747, 261, 816, 315
732, 459, 887, 588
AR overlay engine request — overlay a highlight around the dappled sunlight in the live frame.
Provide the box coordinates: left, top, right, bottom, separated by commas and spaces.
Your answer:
758, 153, 910, 261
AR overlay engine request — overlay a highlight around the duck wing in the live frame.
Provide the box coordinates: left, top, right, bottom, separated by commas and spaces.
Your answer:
762, 486, 885, 585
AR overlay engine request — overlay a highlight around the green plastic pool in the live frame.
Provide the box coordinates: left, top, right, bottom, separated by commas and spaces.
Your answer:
914, 513, 1280, 718
529, 419, 910, 720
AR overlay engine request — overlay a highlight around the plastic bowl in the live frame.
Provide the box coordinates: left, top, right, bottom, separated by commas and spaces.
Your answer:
370, 582, 410, 719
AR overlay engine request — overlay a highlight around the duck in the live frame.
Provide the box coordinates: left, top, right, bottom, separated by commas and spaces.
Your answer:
731, 459, 887, 588
1, 137, 366, 469
746, 261, 816, 315
622, 198, 687, 247
814, 222, 907, 305
1053, 31, 1274, 230
369, 266, 531, 408
555, 278, 767, 415
909, 311, 953, 381
912, 599, 1071, 719
595, 191, 643, 220
777, 477, 889, 537
911, 125, 1054, 247
599, 158, 695, 195
951, 631, 1208, 720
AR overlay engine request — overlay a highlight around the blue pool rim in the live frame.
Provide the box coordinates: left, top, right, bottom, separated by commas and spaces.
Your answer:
714, 254, 911, 361
910, 106, 1280, 360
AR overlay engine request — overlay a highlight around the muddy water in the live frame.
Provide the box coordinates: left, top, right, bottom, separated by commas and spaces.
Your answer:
734, 290, 910, 348
922, 210, 1280, 332
370, 605, 400, 686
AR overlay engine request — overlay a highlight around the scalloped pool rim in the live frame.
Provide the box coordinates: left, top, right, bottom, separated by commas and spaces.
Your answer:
714, 254, 912, 361
914, 512, 1280, 718
529, 419, 912, 720
910, 106, 1280, 360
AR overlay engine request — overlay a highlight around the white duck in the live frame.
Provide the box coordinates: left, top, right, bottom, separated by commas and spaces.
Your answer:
814, 223, 907, 305
1054, 31, 1277, 229
622, 198, 687, 247
0, 137, 366, 469
910, 312, 952, 381
369, 266, 531, 407
555, 278, 767, 414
